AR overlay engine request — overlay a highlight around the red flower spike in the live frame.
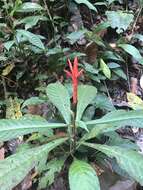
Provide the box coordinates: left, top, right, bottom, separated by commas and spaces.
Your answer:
64, 57, 83, 104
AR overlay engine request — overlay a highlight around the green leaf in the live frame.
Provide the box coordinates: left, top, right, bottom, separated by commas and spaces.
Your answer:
38, 157, 66, 189
113, 68, 127, 80
106, 11, 134, 33
76, 120, 89, 132
69, 159, 100, 190
86, 32, 105, 47
0, 138, 67, 190
67, 30, 86, 45
83, 110, 143, 141
15, 16, 47, 30
103, 51, 124, 62
0, 118, 66, 141
118, 44, 143, 65
83, 142, 143, 185
76, 85, 97, 121
93, 22, 110, 33
74, 0, 97, 11
133, 33, 143, 42
16, 29, 45, 50
83, 62, 98, 74
100, 59, 111, 79
22, 97, 46, 108
94, 94, 115, 111
127, 92, 143, 110
82, 123, 110, 141
4, 40, 15, 51
46, 83, 71, 124
108, 62, 120, 69
86, 110, 143, 127
106, 131, 139, 150
84, 110, 143, 140
16, 2, 43, 12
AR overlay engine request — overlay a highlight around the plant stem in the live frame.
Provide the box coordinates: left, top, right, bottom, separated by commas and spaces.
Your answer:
42, 0, 57, 45
131, 6, 142, 35
72, 104, 77, 152
1, 76, 8, 100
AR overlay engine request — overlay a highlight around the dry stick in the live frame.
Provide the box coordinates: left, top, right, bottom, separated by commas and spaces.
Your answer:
125, 57, 131, 92
131, 6, 142, 35
1, 76, 8, 100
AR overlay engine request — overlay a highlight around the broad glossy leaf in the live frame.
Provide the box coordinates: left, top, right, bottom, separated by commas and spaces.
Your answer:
113, 68, 127, 80
69, 159, 100, 190
16, 2, 43, 12
103, 51, 124, 62
118, 44, 143, 65
46, 83, 71, 124
83, 142, 143, 185
74, 0, 97, 11
94, 93, 115, 111
106, 11, 134, 33
0, 138, 67, 190
16, 29, 45, 49
0, 118, 66, 141
76, 85, 97, 121
83, 62, 98, 74
15, 16, 47, 30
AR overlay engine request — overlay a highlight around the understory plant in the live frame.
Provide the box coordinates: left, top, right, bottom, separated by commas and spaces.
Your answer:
1, 58, 143, 190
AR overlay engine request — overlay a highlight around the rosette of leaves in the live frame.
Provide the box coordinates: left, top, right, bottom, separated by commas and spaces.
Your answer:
1, 83, 143, 189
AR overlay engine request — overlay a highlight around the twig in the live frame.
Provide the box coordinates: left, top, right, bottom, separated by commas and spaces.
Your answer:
125, 57, 131, 91
1, 76, 8, 100
131, 6, 142, 35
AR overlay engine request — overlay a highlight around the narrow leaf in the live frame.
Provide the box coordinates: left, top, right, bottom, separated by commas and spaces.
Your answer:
100, 59, 111, 79
0, 118, 66, 141
86, 110, 143, 128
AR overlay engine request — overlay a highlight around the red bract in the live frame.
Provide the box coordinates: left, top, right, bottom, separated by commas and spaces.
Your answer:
64, 57, 83, 104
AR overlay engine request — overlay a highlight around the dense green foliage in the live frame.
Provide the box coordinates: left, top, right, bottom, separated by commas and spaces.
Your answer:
0, 0, 143, 189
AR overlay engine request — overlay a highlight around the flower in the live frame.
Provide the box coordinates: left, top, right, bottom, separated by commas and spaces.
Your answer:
64, 57, 83, 104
